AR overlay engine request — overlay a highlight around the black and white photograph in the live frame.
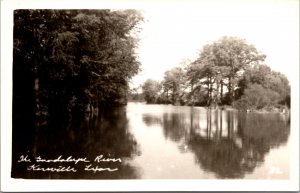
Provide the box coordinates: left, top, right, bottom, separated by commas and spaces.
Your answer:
1, 0, 299, 191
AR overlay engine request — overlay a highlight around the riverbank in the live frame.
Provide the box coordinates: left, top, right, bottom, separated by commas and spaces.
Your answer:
133, 101, 290, 114
244, 106, 290, 114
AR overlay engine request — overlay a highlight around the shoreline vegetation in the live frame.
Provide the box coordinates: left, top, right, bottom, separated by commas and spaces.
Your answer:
13, 10, 143, 130
13, 10, 290, 133
128, 99, 290, 115
129, 36, 290, 115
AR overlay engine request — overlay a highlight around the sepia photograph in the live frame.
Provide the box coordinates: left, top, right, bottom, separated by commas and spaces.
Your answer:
1, 0, 299, 191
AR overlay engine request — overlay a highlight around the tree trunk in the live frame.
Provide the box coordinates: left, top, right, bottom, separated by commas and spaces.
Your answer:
207, 77, 211, 106
191, 83, 194, 106
220, 80, 223, 102
216, 79, 220, 105
34, 77, 40, 123
33, 62, 42, 131
220, 109, 223, 137
228, 76, 232, 104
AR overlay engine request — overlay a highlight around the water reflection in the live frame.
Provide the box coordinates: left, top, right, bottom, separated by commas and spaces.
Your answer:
12, 106, 140, 179
12, 102, 290, 179
140, 105, 290, 179
142, 114, 162, 126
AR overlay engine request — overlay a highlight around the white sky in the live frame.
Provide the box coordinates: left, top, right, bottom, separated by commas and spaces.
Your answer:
130, 0, 299, 88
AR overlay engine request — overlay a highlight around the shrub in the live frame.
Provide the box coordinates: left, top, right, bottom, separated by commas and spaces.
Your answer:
233, 84, 281, 110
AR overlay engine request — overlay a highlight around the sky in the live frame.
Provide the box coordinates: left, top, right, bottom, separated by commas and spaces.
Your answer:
130, 0, 299, 89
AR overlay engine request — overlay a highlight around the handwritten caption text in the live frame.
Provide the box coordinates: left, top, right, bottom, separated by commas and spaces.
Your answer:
17, 154, 122, 173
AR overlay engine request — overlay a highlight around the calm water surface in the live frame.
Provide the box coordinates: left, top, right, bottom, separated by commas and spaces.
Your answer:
12, 102, 290, 179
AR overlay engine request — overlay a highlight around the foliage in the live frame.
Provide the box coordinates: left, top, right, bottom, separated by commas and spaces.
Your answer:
13, 9, 143, 128
187, 36, 266, 105
235, 64, 290, 109
128, 87, 144, 102
233, 84, 281, 110
141, 36, 290, 111
141, 79, 162, 104
141, 67, 188, 105
162, 67, 186, 105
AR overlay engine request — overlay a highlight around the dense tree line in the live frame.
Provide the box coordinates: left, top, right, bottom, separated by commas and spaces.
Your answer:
13, 9, 143, 130
141, 36, 290, 111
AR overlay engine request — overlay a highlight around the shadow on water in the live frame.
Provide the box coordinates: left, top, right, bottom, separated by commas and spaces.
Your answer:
12, 102, 290, 179
142, 114, 162, 127
142, 107, 290, 179
12, 106, 141, 179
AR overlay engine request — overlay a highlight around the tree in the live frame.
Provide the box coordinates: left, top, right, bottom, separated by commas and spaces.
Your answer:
264, 71, 290, 105
233, 84, 281, 110
235, 63, 290, 110
142, 79, 162, 104
188, 36, 266, 106
235, 64, 271, 99
162, 67, 186, 105
13, 9, 143, 130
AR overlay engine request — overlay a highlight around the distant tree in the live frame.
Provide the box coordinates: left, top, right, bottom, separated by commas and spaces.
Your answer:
265, 71, 290, 105
188, 36, 266, 105
233, 84, 281, 110
142, 79, 162, 104
236, 63, 290, 110
139, 36, 289, 111
128, 87, 144, 101
162, 67, 186, 105
235, 64, 272, 99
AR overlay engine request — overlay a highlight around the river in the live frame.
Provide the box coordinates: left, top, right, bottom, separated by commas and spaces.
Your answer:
12, 102, 290, 179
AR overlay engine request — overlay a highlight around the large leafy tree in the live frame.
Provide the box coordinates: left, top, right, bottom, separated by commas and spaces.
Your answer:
235, 64, 290, 110
187, 36, 266, 105
13, 9, 143, 129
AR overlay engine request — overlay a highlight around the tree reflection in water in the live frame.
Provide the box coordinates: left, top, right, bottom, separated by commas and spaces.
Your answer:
13, 103, 290, 179
142, 114, 162, 126
143, 107, 290, 179
12, 106, 141, 179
